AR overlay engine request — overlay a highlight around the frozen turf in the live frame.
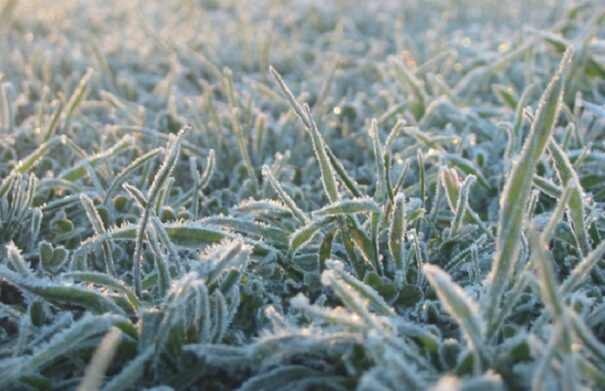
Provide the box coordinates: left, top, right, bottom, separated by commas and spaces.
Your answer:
1, 0, 605, 389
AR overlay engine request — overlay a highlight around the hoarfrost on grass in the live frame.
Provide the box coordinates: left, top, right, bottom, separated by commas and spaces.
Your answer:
1, 0, 605, 390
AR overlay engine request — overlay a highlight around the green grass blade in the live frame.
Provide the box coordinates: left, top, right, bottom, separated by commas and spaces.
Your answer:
369, 119, 387, 201
561, 239, 605, 295
388, 193, 407, 279
78, 327, 123, 391
80, 194, 116, 277
132, 128, 188, 297
449, 175, 476, 238
422, 263, 486, 359
549, 140, 591, 255
262, 164, 309, 224
313, 197, 380, 218
484, 49, 573, 328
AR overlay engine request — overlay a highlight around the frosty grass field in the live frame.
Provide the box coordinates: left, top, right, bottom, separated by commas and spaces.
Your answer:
1, 0, 605, 389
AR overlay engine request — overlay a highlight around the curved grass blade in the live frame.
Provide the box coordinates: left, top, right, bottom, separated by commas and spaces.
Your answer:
313, 197, 380, 218
6, 242, 32, 278
440, 153, 491, 190
63, 271, 140, 311
0, 265, 125, 315
60, 136, 133, 182
422, 263, 486, 361
326, 146, 363, 198
63, 68, 94, 129
561, 239, 605, 295
102, 348, 153, 391
449, 175, 476, 238
103, 148, 163, 204
78, 327, 122, 391
80, 194, 116, 277
270, 66, 340, 203
289, 217, 337, 254
2, 314, 125, 385
262, 165, 309, 224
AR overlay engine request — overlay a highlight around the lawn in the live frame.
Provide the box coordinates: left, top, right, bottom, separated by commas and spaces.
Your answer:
1, 0, 605, 390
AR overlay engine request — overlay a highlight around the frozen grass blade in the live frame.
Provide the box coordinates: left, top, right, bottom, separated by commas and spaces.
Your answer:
321, 266, 378, 328
62, 68, 94, 131
313, 197, 380, 218
422, 264, 486, 363
122, 183, 147, 208
11, 135, 65, 175
581, 100, 605, 118
60, 136, 133, 182
2, 314, 125, 384
388, 193, 407, 279
145, 227, 170, 297
103, 148, 163, 204
6, 242, 31, 278
1, 83, 14, 132
440, 154, 491, 190
440, 166, 461, 212
289, 217, 336, 254
0, 265, 125, 315
80, 194, 116, 277
79, 221, 231, 250
549, 140, 591, 255
132, 128, 187, 297
417, 149, 426, 207
528, 228, 565, 318
511, 84, 535, 154
533, 175, 563, 199
290, 294, 365, 331
484, 49, 573, 329
369, 119, 387, 201
349, 225, 381, 275
204, 216, 288, 244
326, 146, 363, 198
63, 271, 139, 311
78, 327, 122, 391
449, 175, 476, 238
528, 227, 577, 388
334, 266, 394, 316
303, 104, 340, 203
189, 149, 216, 218
262, 165, 309, 224
542, 182, 575, 241
269, 66, 310, 128
393, 58, 426, 119
270, 67, 340, 203
238, 365, 347, 391
569, 311, 605, 366
225, 70, 259, 192
102, 348, 153, 391
561, 239, 605, 295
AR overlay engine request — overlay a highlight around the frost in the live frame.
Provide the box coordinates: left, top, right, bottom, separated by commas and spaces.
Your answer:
0, 1, 604, 390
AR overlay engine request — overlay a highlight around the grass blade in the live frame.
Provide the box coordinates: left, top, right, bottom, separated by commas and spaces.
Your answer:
484, 49, 573, 328
422, 264, 486, 361
388, 193, 407, 279
549, 140, 591, 255
78, 327, 122, 391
